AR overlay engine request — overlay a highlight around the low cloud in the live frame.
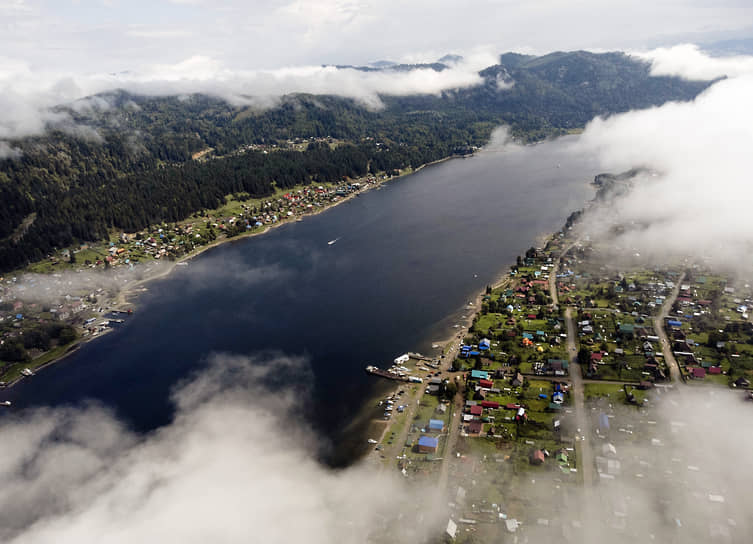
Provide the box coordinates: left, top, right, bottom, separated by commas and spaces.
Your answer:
634, 43, 753, 80
0, 140, 22, 159
0, 353, 443, 544
0, 52, 495, 141
570, 47, 753, 275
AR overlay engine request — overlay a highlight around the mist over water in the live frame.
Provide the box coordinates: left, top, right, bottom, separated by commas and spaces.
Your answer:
2, 132, 597, 463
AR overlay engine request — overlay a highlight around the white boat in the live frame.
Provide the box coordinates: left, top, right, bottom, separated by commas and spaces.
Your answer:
367, 439, 378, 444
327, 238, 339, 245
21, 368, 34, 377
0, 401, 10, 406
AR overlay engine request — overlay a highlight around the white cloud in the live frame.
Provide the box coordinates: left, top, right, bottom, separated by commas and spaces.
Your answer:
0, 353, 443, 544
0, 53, 492, 140
0, 141, 22, 159
572, 47, 753, 273
633, 43, 753, 80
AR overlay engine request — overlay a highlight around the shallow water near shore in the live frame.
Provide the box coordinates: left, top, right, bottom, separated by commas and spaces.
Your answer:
1, 134, 598, 466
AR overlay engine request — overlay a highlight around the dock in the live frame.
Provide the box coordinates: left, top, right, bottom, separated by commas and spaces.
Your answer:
365, 365, 409, 382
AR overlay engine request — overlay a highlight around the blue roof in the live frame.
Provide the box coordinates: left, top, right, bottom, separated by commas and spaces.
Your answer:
599, 413, 610, 430
469, 351, 481, 356
470, 370, 489, 380
428, 419, 444, 430
667, 320, 683, 327
418, 436, 438, 448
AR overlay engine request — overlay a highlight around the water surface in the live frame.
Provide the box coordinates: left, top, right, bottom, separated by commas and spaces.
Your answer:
3, 135, 598, 464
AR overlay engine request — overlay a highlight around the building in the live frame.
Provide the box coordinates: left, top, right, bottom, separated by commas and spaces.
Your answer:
418, 436, 438, 453
428, 419, 445, 432
470, 370, 489, 380
479, 338, 491, 350
530, 450, 545, 465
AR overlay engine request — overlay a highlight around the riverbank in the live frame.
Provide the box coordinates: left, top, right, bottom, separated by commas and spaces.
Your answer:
1, 155, 471, 391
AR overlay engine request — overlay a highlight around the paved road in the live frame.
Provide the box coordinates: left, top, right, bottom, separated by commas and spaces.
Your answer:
565, 307, 594, 488
655, 273, 686, 384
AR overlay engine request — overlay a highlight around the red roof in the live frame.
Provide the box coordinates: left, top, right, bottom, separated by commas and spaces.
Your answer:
590, 352, 603, 361
527, 314, 537, 319
480, 401, 499, 408
469, 405, 483, 415
505, 403, 521, 410
467, 421, 483, 434
708, 366, 722, 375
479, 379, 494, 388
691, 367, 706, 378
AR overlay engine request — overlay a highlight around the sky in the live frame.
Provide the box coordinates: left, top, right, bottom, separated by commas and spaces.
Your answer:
1, 0, 752, 72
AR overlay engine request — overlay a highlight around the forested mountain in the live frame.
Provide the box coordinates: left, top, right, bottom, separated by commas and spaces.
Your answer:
0, 51, 712, 272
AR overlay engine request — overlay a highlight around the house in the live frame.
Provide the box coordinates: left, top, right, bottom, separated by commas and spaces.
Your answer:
479, 338, 491, 350
530, 450, 545, 465
478, 379, 494, 389
690, 367, 706, 379
418, 436, 438, 453
511, 372, 524, 387
467, 421, 483, 434
618, 323, 635, 337
480, 400, 499, 409
469, 405, 483, 416
708, 366, 722, 375
470, 370, 489, 381
428, 419, 445, 432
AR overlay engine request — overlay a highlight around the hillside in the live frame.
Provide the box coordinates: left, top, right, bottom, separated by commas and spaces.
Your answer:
0, 51, 712, 272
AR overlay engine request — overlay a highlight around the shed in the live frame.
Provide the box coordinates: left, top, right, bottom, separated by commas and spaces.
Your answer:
418, 436, 438, 453
428, 419, 445, 432
469, 405, 483, 416
480, 400, 499, 409
479, 379, 494, 388
691, 367, 706, 379
530, 450, 545, 465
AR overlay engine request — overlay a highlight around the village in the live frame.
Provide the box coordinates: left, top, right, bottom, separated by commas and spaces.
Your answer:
365, 226, 753, 543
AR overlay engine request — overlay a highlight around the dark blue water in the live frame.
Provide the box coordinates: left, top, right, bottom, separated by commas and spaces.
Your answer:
2, 135, 598, 463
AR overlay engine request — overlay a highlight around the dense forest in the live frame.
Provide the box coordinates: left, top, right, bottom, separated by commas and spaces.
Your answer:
0, 51, 712, 272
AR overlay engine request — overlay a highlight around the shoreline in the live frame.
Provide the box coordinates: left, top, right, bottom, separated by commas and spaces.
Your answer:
2, 154, 468, 391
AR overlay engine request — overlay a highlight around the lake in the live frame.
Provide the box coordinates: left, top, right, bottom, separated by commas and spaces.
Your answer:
2, 133, 599, 465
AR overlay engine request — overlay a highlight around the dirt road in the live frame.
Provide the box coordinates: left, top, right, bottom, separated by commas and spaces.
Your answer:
655, 273, 686, 384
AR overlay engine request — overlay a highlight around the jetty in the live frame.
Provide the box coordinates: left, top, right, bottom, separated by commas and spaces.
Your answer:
365, 365, 409, 382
